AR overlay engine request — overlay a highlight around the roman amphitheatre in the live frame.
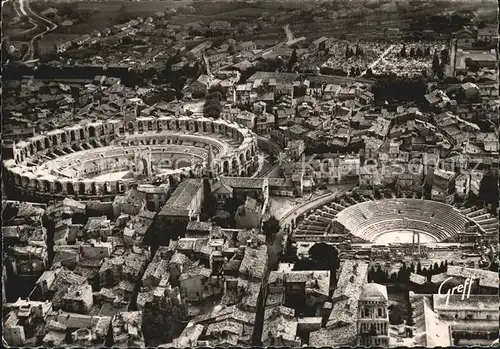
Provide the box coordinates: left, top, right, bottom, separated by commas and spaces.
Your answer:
291, 195, 497, 247
3, 116, 259, 201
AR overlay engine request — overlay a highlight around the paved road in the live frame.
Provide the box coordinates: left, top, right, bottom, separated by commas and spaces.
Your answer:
360, 44, 395, 77
279, 184, 356, 226
255, 136, 282, 178
18, 0, 58, 62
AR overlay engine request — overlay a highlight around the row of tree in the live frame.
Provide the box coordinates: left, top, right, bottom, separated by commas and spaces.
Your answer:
345, 44, 364, 58
368, 260, 451, 284
371, 73, 427, 103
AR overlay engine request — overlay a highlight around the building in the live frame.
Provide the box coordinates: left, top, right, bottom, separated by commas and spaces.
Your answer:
54, 41, 72, 54
308, 261, 369, 346
158, 179, 204, 225
61, 284, 94, 314
219, 177, 269, 207
357, 283, 390, 347
455, 173, 470, 198
235, 197, 262, 229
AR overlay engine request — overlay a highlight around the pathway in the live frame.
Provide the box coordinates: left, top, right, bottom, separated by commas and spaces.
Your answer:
279, 184, 356, 226
360, 44, 395, 77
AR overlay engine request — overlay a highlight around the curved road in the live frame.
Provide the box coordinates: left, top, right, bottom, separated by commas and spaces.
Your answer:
18, 0, 57, 62
279, 184, 355, 227
255, 136, 282, 178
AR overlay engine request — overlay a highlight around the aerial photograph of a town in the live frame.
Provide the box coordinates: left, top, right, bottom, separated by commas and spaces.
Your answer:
1, 0, 499, 347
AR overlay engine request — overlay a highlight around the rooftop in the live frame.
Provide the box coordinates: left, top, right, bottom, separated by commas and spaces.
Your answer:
160, 179, 202, 217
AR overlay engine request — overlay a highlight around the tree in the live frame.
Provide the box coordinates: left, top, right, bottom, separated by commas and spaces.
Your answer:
308, 243, 340, 275
440, 48, 449, 65
478, 170, 499, 209
287, 49, 298, 72
200, 179, 216, 220
432, 52, 441, 73
400, 44, 407, 58
203, 85, 225, 119
262, 216, 280, 241
223, 197, 243, 215
464, 58, 481, 72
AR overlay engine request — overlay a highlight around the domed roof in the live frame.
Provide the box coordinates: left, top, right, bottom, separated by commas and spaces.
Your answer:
360, 282, 388, 301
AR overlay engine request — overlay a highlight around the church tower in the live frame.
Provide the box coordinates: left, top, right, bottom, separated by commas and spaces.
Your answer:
357, 282, 390, 347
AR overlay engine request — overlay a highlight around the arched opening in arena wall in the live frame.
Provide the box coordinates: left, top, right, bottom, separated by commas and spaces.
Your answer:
211, 123, 215, 133
128, 122, 134, 135
239, 153, 245, 164
186, 122, 190, 131
89, 126, 96, 138
29, 144, 34, 155
246, 149, 251, 161
67, 183, 75, 195
157, 121, 163, 131
240, 170, 245, 177
194, 122, 199, 133
52, 135, 58, 146
43, 181, 50, 192
175, 120, 180, 130
61, 133, 67, 144
79, 183, 86, 195
44, 138, 50, 149
202, 122, 207, 133
148, 121, 153, 131
36, 140, 43, 151
138, 122, 144, 133
70, 131, 76, 141
91, 183, 97, 195
223, 161, 229, 173
79, 129, 85, 140
247, 167, 252, 177
54, 182, 63, 193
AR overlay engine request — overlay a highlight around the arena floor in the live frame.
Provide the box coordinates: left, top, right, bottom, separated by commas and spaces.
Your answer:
372, 230, 439, 244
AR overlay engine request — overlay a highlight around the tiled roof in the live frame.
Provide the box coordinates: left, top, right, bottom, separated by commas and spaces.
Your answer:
160, 179, 202, 216
309, 323, 357, 346
221, 177, 265, 190
446, 265, 498, 289
238, 246, 268, 280
262, 306, 297, 342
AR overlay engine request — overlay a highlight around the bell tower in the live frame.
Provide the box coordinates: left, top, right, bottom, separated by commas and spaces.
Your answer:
357, 282, 390, 347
